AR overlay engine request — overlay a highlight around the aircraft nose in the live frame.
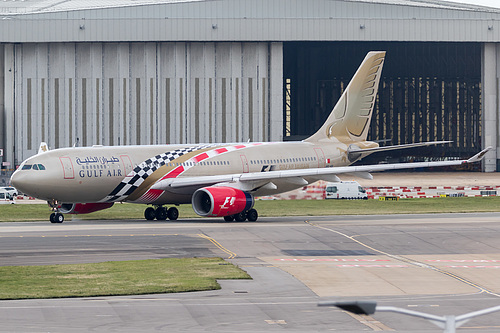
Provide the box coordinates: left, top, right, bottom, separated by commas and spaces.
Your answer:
10, 169, 32, 197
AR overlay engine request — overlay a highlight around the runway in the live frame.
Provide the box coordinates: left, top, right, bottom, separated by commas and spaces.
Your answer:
1, 213, 500, 332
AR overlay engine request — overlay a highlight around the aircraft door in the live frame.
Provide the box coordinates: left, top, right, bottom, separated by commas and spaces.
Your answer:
240, 155, 249, 173
314, 148, 326, 168
59, 157, 75, 179
120, 155, 134, 175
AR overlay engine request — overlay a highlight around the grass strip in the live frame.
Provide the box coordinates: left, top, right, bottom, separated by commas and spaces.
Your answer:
0, 258, 250, 300
1, 197, 500, 222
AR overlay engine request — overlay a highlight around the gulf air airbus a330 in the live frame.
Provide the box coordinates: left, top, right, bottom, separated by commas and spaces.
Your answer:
10, 51, 491, 223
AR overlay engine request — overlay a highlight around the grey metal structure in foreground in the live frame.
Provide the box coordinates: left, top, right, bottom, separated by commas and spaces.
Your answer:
318, 300, 500, 333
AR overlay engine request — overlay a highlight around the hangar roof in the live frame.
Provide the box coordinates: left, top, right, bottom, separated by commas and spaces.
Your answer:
1, 0, 499, 14
1, 0, 500, 42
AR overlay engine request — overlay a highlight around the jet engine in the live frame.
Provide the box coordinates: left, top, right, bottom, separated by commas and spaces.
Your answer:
58, 202, 114, 214
192, 186, 254, 217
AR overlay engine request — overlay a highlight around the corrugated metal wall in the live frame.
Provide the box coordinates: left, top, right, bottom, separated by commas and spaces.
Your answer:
10, 42, 283, 163
284, 42, 483, 160
2, 0, 500, 43
2, 17, 500, 43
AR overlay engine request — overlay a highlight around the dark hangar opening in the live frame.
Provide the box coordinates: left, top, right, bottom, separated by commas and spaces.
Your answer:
283, 42, 482, 164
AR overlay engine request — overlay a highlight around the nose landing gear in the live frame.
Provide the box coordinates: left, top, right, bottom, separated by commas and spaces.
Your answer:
144, 205, 179, 221
49, 212, 65, 223
48, 200, 65, 223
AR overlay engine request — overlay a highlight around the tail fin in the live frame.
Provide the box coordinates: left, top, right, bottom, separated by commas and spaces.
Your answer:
37, 142, 49, 154
305, 51, 386, 143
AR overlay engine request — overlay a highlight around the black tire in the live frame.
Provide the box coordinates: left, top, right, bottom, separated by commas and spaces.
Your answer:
155, 207, 167, 220
234, 211, 247, 222
167, 207, 179, 220
144, 207, 156, 220
223, 215, 235, 222
246, 208, 258, 222
54, 213, 64, 223
50, 213, 56, 223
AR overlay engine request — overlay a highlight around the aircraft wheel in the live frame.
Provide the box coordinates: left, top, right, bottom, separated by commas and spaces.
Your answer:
51, 213, 64, 223
223, 215, 234, 222
246, 209, 258, 222
144, 207, 156, 220
155, 207, 167, 220
234, 211, 247, 222
167, 207, 179, 220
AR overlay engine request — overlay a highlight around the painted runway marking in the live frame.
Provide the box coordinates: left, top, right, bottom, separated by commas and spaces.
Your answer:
333, 264, 408, 268
428, 260, 500, 263
265, 320, 287, 325
276, 258, 391, 262
274, 259, 408, 267
197, 233, 237, 259
343, 311, 394, 331
0, 234, 180, 238
446, 265, 500, 269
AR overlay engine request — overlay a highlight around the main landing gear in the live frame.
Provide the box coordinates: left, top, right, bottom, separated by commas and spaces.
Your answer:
144, 205, 179, 221
223, 208, 258, 222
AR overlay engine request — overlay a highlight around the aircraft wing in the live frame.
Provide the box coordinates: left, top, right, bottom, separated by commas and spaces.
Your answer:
151, 147, 492, 192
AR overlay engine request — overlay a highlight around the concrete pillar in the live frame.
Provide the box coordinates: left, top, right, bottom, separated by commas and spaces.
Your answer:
0, 44, 4, 165
481, 43, 498, 172
269, 42, 283, 142
3, 44, 15, 168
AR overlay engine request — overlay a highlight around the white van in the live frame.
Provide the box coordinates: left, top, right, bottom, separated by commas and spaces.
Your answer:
325, 181, 367, 200
0, 191, 15, 204
0, 186, 18, 197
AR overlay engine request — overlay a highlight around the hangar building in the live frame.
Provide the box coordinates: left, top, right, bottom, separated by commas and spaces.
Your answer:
1, 0, 500, 180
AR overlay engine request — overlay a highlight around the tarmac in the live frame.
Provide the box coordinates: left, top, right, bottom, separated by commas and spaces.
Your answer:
2, 214, 500, 332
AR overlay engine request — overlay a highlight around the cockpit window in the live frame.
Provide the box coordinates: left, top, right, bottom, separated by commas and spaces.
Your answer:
20, 164, 45, 171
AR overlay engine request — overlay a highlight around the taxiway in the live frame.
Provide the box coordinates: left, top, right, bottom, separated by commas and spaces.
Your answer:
1, 214, 500, 332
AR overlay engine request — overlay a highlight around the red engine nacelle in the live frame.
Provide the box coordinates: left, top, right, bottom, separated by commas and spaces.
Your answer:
58, 202, 114, 214
192, 186, 254, 217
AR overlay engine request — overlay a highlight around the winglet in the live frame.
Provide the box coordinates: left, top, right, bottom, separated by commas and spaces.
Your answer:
467, 147, 493, 163
38, 142, 49, 154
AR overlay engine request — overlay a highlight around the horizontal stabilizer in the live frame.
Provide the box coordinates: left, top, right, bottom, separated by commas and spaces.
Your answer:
348, 141, 452, 160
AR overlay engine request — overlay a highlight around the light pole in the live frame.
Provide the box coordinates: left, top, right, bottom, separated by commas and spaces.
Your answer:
318, 300, 500, 333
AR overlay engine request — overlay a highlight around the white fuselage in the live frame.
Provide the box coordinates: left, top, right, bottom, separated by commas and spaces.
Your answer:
11, 140, 355, 205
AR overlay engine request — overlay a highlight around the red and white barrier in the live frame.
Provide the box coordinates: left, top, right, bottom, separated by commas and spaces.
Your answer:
257, 181, 499, 200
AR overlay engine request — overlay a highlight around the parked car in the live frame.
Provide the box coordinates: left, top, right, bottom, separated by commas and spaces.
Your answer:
0, 186, 18, 197
0, 191, 15, 204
